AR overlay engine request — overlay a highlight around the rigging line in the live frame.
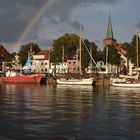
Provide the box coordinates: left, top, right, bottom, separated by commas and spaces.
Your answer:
82, 39, 101, 71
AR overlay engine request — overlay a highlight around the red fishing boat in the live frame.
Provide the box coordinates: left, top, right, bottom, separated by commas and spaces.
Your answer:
1, 53, 43, 84
1, 73, 43, 84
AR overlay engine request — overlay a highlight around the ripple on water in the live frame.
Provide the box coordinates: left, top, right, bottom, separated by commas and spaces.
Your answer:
0, 84, 140, 139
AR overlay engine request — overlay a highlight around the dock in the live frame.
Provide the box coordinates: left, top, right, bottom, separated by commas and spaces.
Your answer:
94, 78, 110, 87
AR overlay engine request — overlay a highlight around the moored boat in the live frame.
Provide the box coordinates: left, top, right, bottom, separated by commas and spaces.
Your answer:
56, 77, 94, 85
110, 32, 140, 88
110, 76, 140, 88
1, 73, 43, 84
56, 25, 95, 86
1, 52, 43, 84
111, 79, 140, 88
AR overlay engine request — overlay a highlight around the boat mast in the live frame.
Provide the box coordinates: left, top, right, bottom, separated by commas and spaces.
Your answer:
62, 45, 64, 64
82, 40, 101, 71
136, 32, 139, 75
49, 46, 51, 69
79, 24, 82, 75
90, 43, 93, 66
106, 46, 108, 74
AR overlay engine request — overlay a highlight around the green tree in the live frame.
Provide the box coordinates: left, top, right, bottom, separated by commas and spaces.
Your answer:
18, 43, 41, 65
51, 33, 98, 70
129, 34, 140, 66
51, 33, 80, 62
121, 42, 132, 63
121, 35, 140, 66
104, 45, 120, 65
96, 50, 104, 62
82, 39, 98, 68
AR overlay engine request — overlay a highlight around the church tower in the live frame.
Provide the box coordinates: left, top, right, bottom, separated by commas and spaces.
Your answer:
103, 13, 117, 48
103, 13, 128, 74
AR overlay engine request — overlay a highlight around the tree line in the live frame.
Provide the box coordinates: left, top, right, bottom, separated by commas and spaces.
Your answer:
4, 33, 140, 68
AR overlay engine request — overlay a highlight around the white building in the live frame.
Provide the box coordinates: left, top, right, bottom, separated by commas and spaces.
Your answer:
93, 61, 117, 74
31, 50, 50, 73
50, 62, 68, 74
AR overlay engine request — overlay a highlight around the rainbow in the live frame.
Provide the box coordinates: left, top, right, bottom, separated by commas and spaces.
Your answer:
13, 0, 54, 52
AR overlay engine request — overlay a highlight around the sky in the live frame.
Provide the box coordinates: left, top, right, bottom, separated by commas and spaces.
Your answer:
0, 0, 140, 53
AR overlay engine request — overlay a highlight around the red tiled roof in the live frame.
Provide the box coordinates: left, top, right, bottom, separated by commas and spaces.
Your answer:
36, 50, 49, 55
0, 44, 9, 56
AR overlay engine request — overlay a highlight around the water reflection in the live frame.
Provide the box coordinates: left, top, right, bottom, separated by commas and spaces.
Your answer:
110, 86, 140, 94
0, 84, 140, 139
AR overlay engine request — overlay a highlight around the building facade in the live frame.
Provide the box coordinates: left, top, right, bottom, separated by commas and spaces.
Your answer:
103, 14, 127, 74
67, 59, 79, 73
31, 50, 50, 73
50, 62, 68, 74
0, 44, 10, 71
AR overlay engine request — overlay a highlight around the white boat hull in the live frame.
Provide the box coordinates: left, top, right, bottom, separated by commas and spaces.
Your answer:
56, 78, 94, 85
110, 77, 140, 88
111, 82, 140, 88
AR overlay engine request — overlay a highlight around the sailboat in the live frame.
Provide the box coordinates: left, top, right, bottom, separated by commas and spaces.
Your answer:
111, 32, 140, 87
1, 54, 43, 84
56, 25, 94, 85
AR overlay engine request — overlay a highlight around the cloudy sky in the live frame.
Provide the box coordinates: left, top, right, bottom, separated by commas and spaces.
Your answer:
0, 0, 140, 52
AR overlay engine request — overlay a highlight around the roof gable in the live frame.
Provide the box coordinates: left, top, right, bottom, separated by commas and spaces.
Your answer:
36, 50, 49, 55
0, 44, 9, 56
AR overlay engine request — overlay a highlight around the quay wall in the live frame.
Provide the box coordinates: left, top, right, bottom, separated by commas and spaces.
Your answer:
94, 79, 110, 87
0, 76, 111, 87
46, 77, 56, 84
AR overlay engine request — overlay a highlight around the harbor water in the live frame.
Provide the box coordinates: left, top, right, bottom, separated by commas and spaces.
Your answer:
0, 83, 140, 140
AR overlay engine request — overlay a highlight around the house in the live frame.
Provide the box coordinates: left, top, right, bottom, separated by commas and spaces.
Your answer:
0, 44, 10, 71
31, 50, 50, 73
50, 59, 79, 74
50, 62, 68, 74
91, 61, 117, 74
67, 59, 79, 73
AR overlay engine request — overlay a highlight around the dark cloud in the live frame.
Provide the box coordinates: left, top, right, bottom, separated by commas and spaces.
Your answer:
42, 0, 125, 31
0, 0, 126, 51
0, 0, 46, 42
47, 0, 124, 21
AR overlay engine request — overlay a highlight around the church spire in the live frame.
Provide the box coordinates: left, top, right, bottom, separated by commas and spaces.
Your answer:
106, 12, 114, 39
103, 12, 117, 48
